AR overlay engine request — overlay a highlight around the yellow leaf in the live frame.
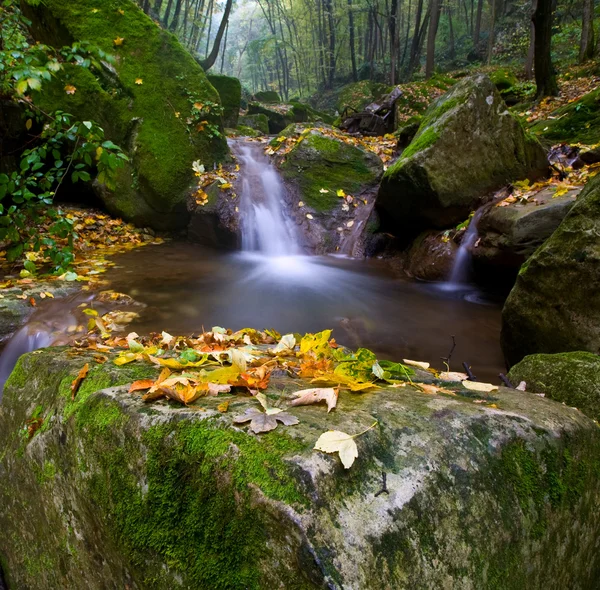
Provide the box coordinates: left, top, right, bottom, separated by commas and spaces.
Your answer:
462, 381, 498, 392
402, 359, 430, 370
306, 213, 313, 219
64, 85, 77, 95
25, 119, 32, 131
219, 183, 232, 190
118, 8, 125, 15
336, 189, 346, 197
298, 201, 304, 207
113, 37, 125, 46
135, 78, 143, 85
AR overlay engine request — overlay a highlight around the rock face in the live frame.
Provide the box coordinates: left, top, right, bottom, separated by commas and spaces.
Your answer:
276, 130, 383, 253
473, 188, 579, 271
376, 75, 548, 238
502, 173, 600, 366
206, 74, 242, 128
508, 351, 600, 422
187, 181, 239, 249
238, 113, 270, 135
403, 230, 457, 281
1, 348, 600, 589
22, 0, 228, 231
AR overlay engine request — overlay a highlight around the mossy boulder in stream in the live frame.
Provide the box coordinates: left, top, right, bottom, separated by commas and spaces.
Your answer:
376, 75, 548, 239
508, 351, 600, 422
277, 129, 383, 253
1, 348, 600, 588
238, 113, 269, 135
206, 74, 242, 128
21, 0, 228, 231
502, 173, 600, 366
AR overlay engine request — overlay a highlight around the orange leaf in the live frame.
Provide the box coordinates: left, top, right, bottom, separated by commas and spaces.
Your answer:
71, 363, 89, 401
129, 379, 155, 393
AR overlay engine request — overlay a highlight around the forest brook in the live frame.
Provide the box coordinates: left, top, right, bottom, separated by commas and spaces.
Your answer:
1, 0, 600, 588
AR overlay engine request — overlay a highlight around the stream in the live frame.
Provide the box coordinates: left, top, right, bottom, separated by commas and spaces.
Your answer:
0, 139, 506, 388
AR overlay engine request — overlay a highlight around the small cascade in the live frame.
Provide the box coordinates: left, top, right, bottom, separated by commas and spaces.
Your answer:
232, 140, 301, 256
447, 206, 486, 286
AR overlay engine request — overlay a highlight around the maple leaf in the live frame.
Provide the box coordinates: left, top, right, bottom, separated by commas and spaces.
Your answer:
233, 407, 299, 434
314, 421, 377, 468
129, 379, 155, 393
113, 37, 125, 46
290, 387, 338, 412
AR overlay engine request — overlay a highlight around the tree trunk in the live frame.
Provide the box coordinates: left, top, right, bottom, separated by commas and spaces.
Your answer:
324, 0, 336, 86
533, 0, 558, 97
406, 0, 425, 77
425, 0, 442, 78
198, 0, 234, 71
169, 0, 184, 31
579, 0, 595, 63
525, 17, 535, 79
163, 0, 174, 27
473, 0, 483, 47
448, 5, 455, 61
348, 0, 358, 82
487, 0, 497, 64
389, 0, 399, 84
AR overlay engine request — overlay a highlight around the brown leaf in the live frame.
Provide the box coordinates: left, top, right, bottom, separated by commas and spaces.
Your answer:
129, 379, 155, 393
71, 363, 89, 401
290, 387, 338, 412
233, 407, 299, 433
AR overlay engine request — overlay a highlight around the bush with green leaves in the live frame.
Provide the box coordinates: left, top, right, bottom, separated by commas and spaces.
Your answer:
0, 0, 127, 274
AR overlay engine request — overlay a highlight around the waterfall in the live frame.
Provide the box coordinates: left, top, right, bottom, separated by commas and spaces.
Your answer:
447, 206, 486, 286
233, 141, 301, 256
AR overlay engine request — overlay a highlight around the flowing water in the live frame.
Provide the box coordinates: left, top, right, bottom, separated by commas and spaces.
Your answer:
447, 206, 486, 287
0, 139, 507, 394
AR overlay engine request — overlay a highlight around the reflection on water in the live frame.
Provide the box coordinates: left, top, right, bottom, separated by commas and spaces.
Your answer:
103, 242, 506, 381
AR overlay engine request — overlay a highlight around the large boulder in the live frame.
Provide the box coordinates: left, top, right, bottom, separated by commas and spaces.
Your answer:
501, 174, 600, 366
508, 351, 600, 422
376, 75, 548, 238
238, 113, 270, 135
22, 0, 228, 231
206, 74, 242, 128
473, 188, 579, 272
1, 348, 600, 588
276, 129, 383, 253
403, 230, 457, 281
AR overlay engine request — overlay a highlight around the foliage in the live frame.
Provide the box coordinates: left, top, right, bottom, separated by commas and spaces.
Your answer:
0, 0, 128, 273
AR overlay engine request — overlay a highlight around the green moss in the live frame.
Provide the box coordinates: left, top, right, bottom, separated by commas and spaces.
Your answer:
279, 133, 381, 212
36, 460, 57, 485
489, 69, 519, 92
75, 413, 309, 589
207, 74, 242, 128
238, 113, 269, 134
253, 90, 280, 103
24, 0, 228, 228
529, 87, 600, 144
400, 127, 440, 160
236, 125, 261, 137
336, 80, 392, 113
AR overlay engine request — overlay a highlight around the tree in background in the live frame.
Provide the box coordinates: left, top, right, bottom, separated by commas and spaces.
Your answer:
533, 0, 558, 97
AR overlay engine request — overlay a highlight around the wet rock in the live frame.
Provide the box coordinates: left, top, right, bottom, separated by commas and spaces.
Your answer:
404, 230, 457, 281
508, 351, 600, 422
206, 74, 242, 128
1, 348, 600, 589
502, 173, 600, 366
187, 181, 239, 249
276, 130, 382, 254
573, 146, 600, 169
21, 0, 228, 231
253, 90, 280, 103
376, 75, 548, 239
473, 188, 579, 271
247, 102, 294, 134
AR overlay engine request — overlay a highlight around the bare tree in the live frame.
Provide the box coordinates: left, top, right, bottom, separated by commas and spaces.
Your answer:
533, 0, 558, 97
579, 0, 595, 63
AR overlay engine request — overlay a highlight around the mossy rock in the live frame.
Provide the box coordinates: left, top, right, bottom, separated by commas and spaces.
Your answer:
22, 0, 228, 231
1, 347, 600, 588
336, 80, 392, 113
238, 114, 269, 135
235, 125, 261, 138
529, 87, 600, 145
489, 69, 519, 92
376, 75, 548, 240
207, 74, 242, 128
508, 351, 600, 421
252, 90, 280, 103
501, 173, 600, 366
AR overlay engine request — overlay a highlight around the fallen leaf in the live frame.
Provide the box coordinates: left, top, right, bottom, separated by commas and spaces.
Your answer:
418, 383, 455, 395
306, 213, 313, 219
233, 407, 299, 434
113, 37, 125, 46
402, 359, 430, 370
217, 401, 229, 413
439, 371, 468, 382
319, 188, 329, 193
129, 379, 155, 393
64, 85, 77, 95
135, 78, 143, 85
290, 387, 338, 412
462, 381, 498, 392
71, 363, 89, 400
314, 430, 358, 468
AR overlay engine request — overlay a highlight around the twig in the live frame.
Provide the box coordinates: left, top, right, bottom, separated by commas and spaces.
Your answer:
440, 335, 456, 370
462, 362, 477, 381
499, 373, 514, 388
374, 471, 389, 497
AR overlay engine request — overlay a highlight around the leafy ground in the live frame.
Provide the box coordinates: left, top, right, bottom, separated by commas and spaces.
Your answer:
0, 206, 161, 288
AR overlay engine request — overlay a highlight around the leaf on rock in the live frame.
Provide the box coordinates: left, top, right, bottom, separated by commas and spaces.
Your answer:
418, 383, 455, 396
462, 381, 498, 392
71, 363, 89, 400
439, 371, 468, 382
403, 359, 430, 370
272, 333, 296, 354
290, 387, 338, 412
314, 430, 358, 469
233, 407, 299, 434
129, 379, 155, 393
